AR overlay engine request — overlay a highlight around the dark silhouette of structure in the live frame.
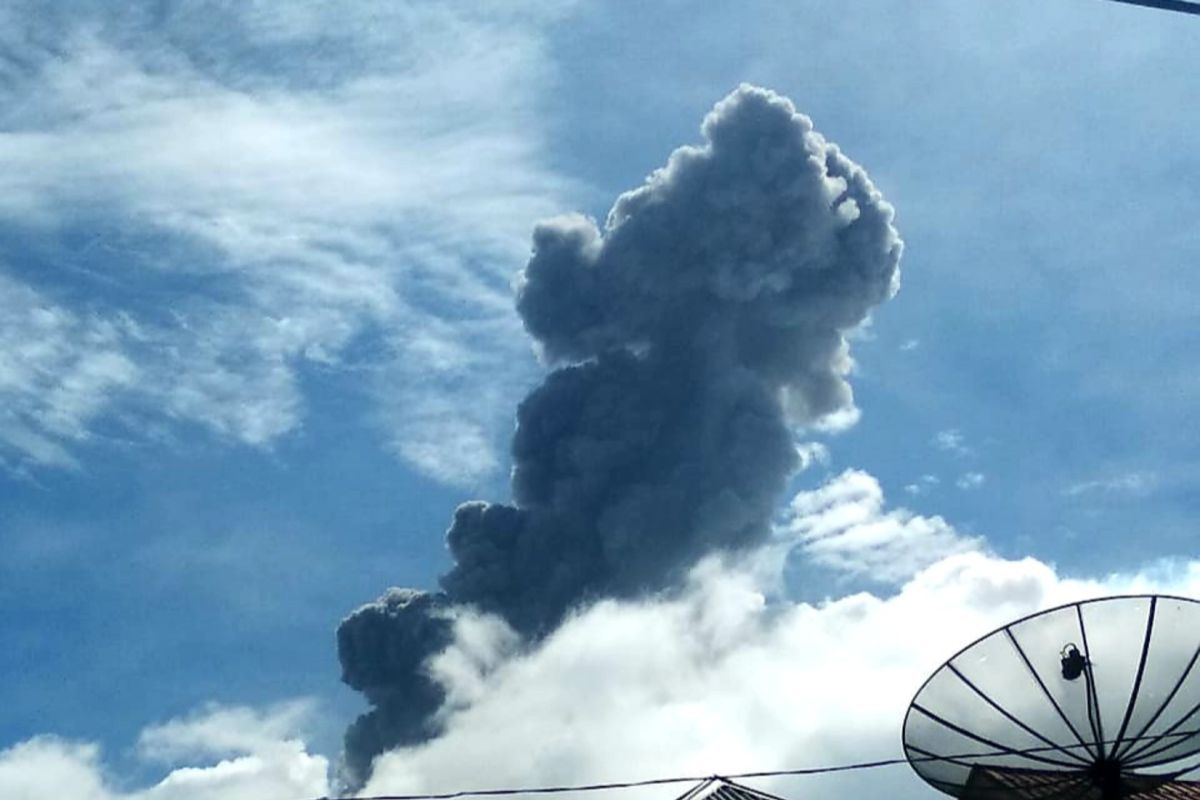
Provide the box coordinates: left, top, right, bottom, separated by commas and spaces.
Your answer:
677, 778, 794, 800
904, 596, 1200, 800
962, 766, 1200, 800
1107, 0, 1200, 17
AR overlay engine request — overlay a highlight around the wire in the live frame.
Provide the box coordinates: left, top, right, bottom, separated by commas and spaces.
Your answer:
1105, 0, 1200, 15
317, 727, 1200, 800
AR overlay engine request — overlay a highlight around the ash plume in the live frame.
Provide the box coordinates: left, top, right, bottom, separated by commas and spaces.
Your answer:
336, 84, 902, 786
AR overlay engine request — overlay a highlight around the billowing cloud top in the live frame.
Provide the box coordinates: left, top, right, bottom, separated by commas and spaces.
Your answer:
443, 84, 903, 633
519, 84, 901, 420
338, 84, 902, 786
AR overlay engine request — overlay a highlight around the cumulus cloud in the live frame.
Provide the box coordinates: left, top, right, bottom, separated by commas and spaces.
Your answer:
0, 703, 328, 800
777, 470, 982, 585
8, 493, 1200, 800
361, 548, 1200, 800
0, 1, 570, 479
337, 83, 902, 783
135, 701, 317, 765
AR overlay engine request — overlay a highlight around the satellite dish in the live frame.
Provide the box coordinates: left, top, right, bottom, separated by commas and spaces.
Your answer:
903, 595, 1200, 799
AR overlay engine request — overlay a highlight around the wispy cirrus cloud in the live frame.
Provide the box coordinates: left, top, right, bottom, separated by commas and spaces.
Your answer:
0, 273, 152, 473
1064, 471, 1156, 498
0, 2, 574, 482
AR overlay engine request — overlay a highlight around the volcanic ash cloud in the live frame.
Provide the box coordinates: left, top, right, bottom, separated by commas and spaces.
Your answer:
336, 83, 903, 786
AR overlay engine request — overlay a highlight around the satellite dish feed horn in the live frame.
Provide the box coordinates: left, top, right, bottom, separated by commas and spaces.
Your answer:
902, 595, 1200, 800
1061, 644, 1088, 681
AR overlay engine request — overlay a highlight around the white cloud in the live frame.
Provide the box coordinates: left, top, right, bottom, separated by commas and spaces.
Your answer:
370, 316, 538, 485
903, 474, 939, 496
777, 470, 982, 584
362, 549, 1200, 800
932, 428, 970, 456
345, 470, 1200, 797
136, 701, 316, 764
955, 471, 985, 490
0, 703, 328, 800
793, 441, 831, 472
0, 275, 139, 471
1064, 471, 1156, 498
0, 739, 110, 800
806, 405, 861, 435
7, 468, 1200, 800
0, 4, 574, 481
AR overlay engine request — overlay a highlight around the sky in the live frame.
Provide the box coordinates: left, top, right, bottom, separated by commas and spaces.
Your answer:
1, 1, 1199, 800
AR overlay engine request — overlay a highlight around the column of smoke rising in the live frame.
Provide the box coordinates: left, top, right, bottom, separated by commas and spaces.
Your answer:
336, 84, 903, 787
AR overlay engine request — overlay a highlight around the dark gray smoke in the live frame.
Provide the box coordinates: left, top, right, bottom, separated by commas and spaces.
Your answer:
336, 84, 902, 786
337, 589, 454, 778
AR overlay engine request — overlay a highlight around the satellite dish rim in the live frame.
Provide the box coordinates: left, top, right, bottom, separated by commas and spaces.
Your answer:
901, 592, 1200, 796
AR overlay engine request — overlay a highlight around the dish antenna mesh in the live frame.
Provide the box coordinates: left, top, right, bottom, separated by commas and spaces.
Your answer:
903, 595, 1200, 799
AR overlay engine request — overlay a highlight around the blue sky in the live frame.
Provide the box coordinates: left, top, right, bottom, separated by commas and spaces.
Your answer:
2, 2, 1199, 800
